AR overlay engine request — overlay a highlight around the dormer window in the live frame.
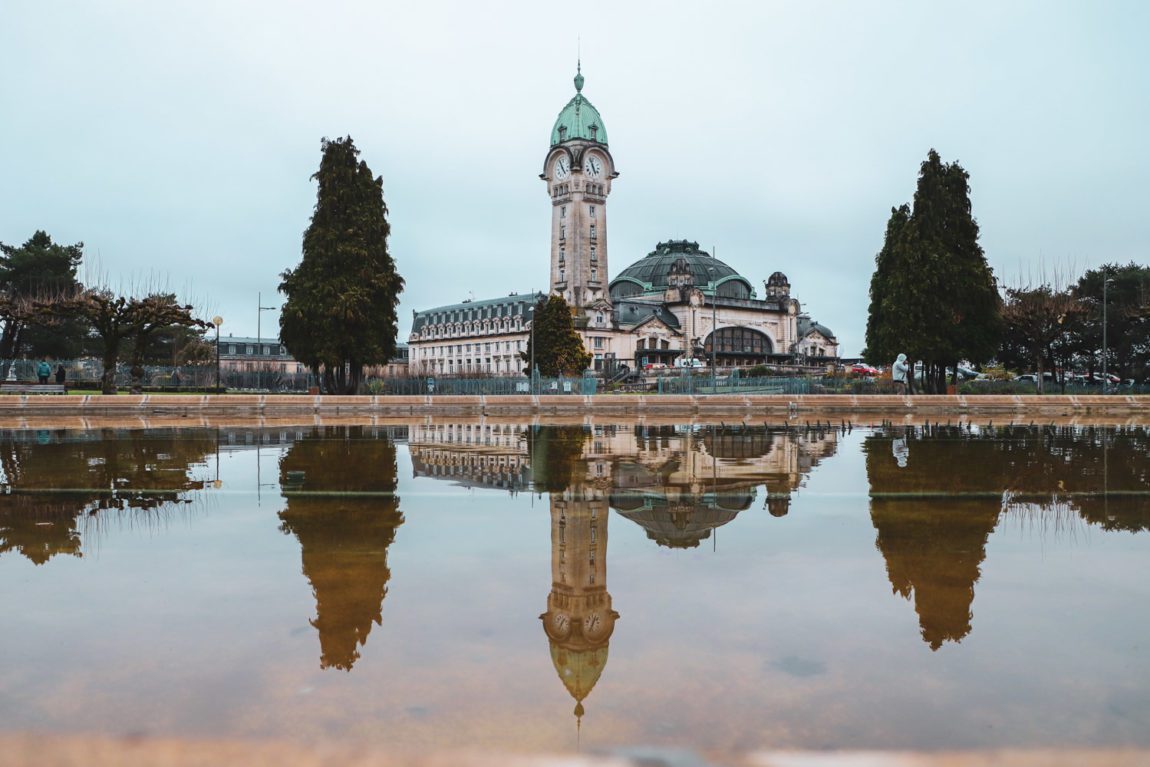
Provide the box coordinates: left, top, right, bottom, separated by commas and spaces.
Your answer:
596, 313, 604, 325
558, 125, 567, 141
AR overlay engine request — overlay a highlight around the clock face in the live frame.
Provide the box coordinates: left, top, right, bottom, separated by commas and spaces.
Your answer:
554, 157, 571, 180
584, 613, 601, 632
584, 155, 603, 178
553, 614, 569, 630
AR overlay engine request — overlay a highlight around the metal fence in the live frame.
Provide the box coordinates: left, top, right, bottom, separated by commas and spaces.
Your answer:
3, 358, 1145, 395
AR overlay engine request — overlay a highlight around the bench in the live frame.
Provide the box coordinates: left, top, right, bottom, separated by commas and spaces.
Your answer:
0, 383, 67, 395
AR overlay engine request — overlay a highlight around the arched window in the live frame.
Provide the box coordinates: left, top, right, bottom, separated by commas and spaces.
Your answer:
703, 327, 773, 361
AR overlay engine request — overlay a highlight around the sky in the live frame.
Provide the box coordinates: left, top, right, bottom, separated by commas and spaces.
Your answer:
3, 0, 1148, 355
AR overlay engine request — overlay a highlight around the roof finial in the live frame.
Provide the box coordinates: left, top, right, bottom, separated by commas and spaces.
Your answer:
575, 38, 584, 92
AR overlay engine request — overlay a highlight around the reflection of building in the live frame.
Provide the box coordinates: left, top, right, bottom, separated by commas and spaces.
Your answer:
0, 429, 213, 565
610, 426, 837, 547
540, 487, 618, 727
408, 423, 839, 728
408, 68, 838, 376
408, 423, 839, 547
409, 423, 532, 492
277, 428, 404, 670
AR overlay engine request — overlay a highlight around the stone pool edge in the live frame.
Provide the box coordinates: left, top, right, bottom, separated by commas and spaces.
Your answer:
0, 393, 1146, 423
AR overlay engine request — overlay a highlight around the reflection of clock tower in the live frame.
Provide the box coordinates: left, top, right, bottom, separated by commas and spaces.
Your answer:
540, 487, 619, 727
542, 64, 618, 311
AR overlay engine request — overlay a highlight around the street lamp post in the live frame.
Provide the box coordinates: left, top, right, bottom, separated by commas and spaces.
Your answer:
256, 292, 277, 391
212, 316, 223, 393
1102, 275, 1115, 392
706, 264, 717, 392
527, 300, 536, 395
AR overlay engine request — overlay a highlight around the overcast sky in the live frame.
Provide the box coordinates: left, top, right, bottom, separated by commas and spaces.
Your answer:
3, 0, 1148, 355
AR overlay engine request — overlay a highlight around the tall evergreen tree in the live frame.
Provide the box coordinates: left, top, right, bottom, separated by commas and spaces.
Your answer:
280, 137, 404, 394
865, 150, 1002, 393
521, 294, 592, 377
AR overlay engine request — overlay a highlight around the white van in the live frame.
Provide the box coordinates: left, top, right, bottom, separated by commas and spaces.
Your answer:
674, 357, 706, 369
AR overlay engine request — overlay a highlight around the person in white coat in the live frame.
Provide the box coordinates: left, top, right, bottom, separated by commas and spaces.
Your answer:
892, 353, 909, 395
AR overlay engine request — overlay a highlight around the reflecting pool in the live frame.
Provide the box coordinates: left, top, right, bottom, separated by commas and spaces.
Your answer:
1, 423, 1148, 753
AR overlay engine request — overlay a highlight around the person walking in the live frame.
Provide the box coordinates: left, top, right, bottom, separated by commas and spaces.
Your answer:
37, 358, 51, 384
892, 353, 909, 395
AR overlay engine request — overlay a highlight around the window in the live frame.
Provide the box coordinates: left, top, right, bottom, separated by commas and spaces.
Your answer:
559, 268, 565, 282
559, 224, 566, 240
559, 248, 565, 263
593, 337, 604, 349
589, 224, 596, 240
591, 268, 598, 281
590, 245, 597, 261
589, 205, 596, 218
560, 205, 566, 219
636, 339, 645, 350
596, 313, 604, 325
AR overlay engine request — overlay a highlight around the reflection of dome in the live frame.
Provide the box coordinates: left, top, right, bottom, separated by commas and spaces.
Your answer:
549, 641, 609, 718
551, 68, 608, 145
612, 494, 749, 548
609, 240, 755, 301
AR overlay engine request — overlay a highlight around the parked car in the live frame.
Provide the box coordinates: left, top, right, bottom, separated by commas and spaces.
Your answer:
850, 363, 880, 376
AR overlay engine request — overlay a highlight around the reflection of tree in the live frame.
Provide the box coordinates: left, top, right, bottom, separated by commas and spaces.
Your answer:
277, 427, 403, 671
0, 429, 213, 565
866, 425, 1150, 649
526, 426, 590, 493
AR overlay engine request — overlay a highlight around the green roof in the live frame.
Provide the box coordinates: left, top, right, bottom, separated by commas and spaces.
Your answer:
550, 67, 608, 146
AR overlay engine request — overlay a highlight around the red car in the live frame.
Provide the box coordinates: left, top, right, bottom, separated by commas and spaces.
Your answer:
850, 363, 880, 377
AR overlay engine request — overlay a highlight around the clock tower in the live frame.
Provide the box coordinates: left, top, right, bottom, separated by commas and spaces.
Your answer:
542, 65, 618, 311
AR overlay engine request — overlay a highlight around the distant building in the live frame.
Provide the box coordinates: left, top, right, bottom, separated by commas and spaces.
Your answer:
408, 67, 838, 375
216, 335, 408, 378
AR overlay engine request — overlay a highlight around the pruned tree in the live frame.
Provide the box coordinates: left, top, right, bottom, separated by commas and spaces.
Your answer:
521, 294, 592, 377
280, 136, 405, 394
865, 150, 1003, 393
45, 289, 209, 394
1001, 284, 1084, 393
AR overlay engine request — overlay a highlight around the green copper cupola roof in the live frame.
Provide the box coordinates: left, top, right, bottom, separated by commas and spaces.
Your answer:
550, 65, 608, 146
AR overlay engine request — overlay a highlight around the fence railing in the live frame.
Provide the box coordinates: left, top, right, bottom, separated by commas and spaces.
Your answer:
2, 359, 1144, 395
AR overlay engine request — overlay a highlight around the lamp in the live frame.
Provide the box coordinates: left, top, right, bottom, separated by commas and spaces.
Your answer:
212, 316, 223, 393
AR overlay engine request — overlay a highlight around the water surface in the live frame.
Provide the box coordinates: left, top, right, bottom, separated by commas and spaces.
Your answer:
2, 423, 1147, 752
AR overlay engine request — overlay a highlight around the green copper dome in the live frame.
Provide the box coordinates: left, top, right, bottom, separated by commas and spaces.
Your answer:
550, 67, 608, 146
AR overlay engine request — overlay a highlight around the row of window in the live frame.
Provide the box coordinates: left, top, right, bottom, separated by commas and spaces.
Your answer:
224, 344, 287, 356
417, 317, 526, 339
421, 301, 531, 328
420, 340, 525, 357
559, 204, 597, 219
558, 223, 597, 240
